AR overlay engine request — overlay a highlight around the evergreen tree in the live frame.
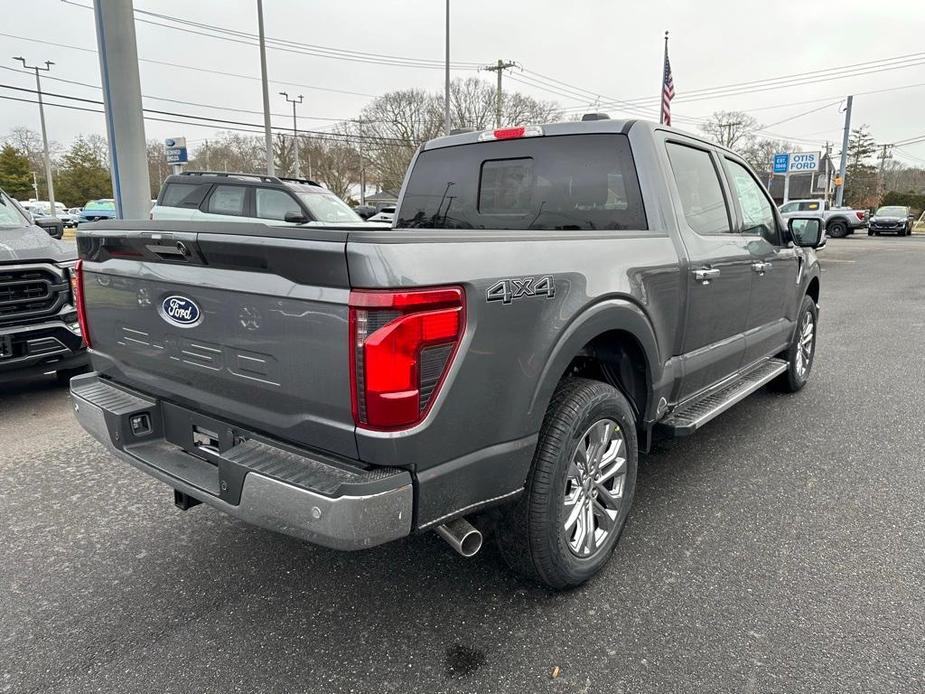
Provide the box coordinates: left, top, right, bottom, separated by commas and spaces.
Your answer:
0, 144, 34, 199
55, 137, 112, 207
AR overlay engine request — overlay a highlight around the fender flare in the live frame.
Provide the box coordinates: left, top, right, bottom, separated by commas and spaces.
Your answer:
528, 297, 663, 428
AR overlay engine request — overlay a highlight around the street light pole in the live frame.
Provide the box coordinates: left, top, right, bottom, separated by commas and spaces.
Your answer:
279, 92, 303, 178
14, 57, 56, 218
256, 0, 275, 176
444, 0, 450, 135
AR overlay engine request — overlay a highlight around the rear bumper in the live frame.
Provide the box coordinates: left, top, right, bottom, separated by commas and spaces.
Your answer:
70, 373, 412, 550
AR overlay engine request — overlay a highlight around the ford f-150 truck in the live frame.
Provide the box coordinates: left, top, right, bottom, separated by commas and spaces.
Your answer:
778, 198, 866, 238
70, 119, 824, 588
0, 188, 87, 384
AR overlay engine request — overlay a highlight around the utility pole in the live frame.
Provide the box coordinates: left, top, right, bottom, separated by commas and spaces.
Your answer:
444, 0, 451, 135
256, 0, 274, 176
279, 92, 303, 178
823, 142, 832, 206
834, 95, 853, 208
716, 120, 744, 149
90, 0, 151, 220
357, 118, 366, 206
877, 143, 892, 200
14, 57, 57, 218
482, 60, 518, 128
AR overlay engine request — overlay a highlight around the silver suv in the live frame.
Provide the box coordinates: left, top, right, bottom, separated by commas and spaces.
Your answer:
151, 172, 370, 227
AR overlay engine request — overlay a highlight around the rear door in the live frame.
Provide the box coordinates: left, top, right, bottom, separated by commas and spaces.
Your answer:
191, 184, 252, 224
662, 139, 753, 399
721, 156, 801, 364
78, 224, 357, 457
152, 181, 212, 221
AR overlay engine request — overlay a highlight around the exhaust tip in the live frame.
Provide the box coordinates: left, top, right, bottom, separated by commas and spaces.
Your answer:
436, 517, 483, 558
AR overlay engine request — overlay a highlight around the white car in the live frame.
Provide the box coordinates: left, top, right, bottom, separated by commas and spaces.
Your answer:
367, 206, 396, 223
152, 172, 380, 227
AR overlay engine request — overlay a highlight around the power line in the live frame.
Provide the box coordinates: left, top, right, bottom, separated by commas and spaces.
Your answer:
0, 32, 379, 98
60, 0, 484, 71
0, 84, 415, 145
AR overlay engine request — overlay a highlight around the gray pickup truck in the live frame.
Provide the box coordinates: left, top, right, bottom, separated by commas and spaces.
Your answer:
70, 119, 824, 588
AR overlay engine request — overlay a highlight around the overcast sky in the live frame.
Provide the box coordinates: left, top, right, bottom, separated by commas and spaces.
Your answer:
2, 0, 924, 166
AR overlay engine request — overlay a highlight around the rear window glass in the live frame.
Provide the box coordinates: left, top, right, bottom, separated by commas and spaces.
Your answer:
396, 134, 647, 231
161, 183, 209, 208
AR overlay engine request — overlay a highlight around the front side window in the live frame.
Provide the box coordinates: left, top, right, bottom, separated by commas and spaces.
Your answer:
256, 188, 301, 221
397, 134, 647, 231
665, 142, 729, 235
293, 191, 363, 223
779, 202, 798, 214
207, 186, 246, 216
725, 159, 777, 241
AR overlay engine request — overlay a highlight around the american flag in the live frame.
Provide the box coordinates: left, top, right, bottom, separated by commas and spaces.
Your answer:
661, 51, 675, 126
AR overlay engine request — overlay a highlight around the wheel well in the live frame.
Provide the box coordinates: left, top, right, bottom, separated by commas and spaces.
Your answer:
826, 217, 847, 229
806, 277, 820, 305
562, 331, 649, 422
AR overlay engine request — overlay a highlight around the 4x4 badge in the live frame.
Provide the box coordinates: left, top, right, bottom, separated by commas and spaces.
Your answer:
486, 276, 555, 304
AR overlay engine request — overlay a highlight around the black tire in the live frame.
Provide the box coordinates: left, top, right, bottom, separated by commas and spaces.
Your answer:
496, 378, 638, 589
867, 229, 874, 236
828, 221, 848, 238
774, 295, 818, 393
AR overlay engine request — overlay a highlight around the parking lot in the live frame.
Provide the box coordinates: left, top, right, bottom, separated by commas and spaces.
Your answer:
2, 234, 923, 693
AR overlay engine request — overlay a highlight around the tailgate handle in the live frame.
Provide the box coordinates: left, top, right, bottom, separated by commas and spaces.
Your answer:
146, 241, 191, 260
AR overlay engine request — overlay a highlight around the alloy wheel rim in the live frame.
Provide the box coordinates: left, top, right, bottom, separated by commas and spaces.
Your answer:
563, 418, 626, 558
795, 311, 815, 378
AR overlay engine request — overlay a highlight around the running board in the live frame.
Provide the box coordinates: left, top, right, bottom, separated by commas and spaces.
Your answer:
657, 359, 788, 437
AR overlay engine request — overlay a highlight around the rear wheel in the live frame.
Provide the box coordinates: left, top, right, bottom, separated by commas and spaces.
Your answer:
496, 378, 638, 589
828, 221, 848, 238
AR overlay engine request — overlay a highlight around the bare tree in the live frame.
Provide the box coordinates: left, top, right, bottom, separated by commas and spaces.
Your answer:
301, 133, 361, 200
700, 111, 762, 151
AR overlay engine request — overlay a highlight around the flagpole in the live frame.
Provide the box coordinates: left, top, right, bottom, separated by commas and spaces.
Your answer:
659, 30, 668, 124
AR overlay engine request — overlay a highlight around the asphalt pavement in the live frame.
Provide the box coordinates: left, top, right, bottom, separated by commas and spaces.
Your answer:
2, 234, 924, 693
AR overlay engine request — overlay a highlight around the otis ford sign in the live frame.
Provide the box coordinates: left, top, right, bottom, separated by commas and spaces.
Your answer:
774, 151, 821, 173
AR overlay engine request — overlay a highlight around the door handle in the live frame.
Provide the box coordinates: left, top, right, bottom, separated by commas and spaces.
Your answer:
752, 261, 772, 274
693, 268, 721, 284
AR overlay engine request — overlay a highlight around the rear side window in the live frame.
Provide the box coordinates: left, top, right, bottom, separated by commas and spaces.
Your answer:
396, 134, 646, 230
207, 185, 246, 216
798, 201, 821, 212
665, 143, 730, 235
160, 183, 209, 208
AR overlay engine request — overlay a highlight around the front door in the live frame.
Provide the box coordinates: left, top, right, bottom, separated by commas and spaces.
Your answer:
663, 140, 753, 400
721, 156, 801, 364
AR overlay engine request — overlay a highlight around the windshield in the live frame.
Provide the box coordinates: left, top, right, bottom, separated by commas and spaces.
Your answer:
294, 191, 363, 223
876, 206, 906, 217
86, 200, 115, 211
0, 191, 30, 227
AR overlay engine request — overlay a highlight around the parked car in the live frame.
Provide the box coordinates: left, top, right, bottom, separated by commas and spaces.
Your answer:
78, 199, 117, 225
778, 198, 866, 238
868, 205, 913, 236
23, 207, 64, 239
70, 119, 824, 589
353, 205, 377, 220
367, 205, 395, 223
0, 188, 87, 384
151, 172, 376, 227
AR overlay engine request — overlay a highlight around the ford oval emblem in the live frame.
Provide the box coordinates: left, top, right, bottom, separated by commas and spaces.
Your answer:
160, 295, 202, 327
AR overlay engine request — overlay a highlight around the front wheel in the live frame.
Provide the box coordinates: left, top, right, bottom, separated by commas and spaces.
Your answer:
774, 295, 818, 393
496, 378, 638, 589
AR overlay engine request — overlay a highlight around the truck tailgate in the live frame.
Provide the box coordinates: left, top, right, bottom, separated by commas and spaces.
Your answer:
77, 224, 357, 458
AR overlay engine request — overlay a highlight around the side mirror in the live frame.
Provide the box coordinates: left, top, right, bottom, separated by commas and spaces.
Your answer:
284, 211, 309, 224
788, 217, 825, 248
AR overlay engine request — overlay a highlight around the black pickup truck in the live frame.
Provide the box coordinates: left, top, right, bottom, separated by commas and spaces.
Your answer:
0, 189, 87, 384
70, 119, 824, 588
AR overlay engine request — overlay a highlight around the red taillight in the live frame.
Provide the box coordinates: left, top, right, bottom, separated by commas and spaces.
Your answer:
70, 259, 92, 348
349, 287, 464, 430
855, 211, 865, 221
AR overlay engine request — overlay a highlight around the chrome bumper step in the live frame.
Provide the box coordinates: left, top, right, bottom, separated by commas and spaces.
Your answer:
657, 358, 788, 437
